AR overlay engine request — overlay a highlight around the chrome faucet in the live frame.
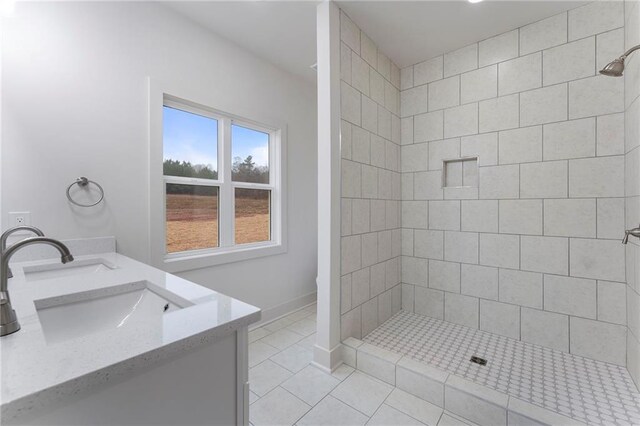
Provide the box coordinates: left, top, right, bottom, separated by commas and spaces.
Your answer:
0, 237, 74, 337
623, 225, 640, 244
1, 226, 45, 278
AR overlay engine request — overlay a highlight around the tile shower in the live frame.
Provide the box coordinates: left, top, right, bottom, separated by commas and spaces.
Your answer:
339, 12, 403, 339
339, 1, 640, 424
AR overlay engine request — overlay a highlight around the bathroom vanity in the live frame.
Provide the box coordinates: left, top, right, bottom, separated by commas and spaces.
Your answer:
0, 250, 260, 425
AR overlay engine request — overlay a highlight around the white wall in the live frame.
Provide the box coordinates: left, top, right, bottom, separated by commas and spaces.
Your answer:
1, 2, 317, 318
399, 2, 628, 365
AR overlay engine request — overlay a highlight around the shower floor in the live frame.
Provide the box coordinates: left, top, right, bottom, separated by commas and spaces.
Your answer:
363, 311, 640, 426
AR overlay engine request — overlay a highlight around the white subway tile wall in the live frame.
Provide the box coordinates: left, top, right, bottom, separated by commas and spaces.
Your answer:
340, 10, 403, 340
626, 0, 640, 390
397, 2, 629, 366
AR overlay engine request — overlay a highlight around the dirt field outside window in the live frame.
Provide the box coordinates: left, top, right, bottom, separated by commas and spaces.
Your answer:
166, 193, 270, 253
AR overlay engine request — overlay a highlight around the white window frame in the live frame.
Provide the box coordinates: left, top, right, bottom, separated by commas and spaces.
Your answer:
149, 79, 287, 273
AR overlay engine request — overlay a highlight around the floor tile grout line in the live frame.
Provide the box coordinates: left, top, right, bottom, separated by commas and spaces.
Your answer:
329, 382, 380, 420
250, 312, 362, 425
276, 385, 314, 424
302, 385, 369, 425
365, 402, 386, 424
251, 365, 354, 414
381, 387, 441, 425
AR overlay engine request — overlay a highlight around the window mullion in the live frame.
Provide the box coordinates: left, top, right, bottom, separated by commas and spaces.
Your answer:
232, 183, 275, 191
163, 175, 220, 186
270, 130, 279, 243
219, 118, 234, 247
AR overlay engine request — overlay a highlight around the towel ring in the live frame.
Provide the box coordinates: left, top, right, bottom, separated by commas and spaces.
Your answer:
66, 177, 104, 207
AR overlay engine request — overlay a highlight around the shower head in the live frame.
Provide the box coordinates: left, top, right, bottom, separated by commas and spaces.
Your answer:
600, 44, 640, 77
600, 57, 625, 77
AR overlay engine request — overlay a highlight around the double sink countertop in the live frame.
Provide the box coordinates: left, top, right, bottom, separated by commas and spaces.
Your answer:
0, 252, 261, 421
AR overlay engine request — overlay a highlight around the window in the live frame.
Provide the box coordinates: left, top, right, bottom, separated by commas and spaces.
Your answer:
163, 105, 220, 254
231, 124, 271, 245
155, 94, 284, 269
166, 183, 219, 253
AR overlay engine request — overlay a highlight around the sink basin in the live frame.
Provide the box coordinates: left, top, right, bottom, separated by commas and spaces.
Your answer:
23, 258, 116, 281
35, 281, 191, 344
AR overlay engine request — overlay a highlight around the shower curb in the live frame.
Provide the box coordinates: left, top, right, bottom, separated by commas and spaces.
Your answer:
341, 338, 586, 426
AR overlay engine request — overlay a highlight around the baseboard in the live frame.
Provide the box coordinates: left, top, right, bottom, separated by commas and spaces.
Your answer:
249, 291, 317, 330
312, 343, 343, 373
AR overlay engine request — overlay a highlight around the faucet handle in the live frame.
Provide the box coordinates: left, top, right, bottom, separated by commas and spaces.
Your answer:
622, 224, 640, 244
623, 230, 631, 244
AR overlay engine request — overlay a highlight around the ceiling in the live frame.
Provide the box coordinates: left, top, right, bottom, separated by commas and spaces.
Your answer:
165, 1, 319, 83
166, 1, 589, 83
338, 1, 588, 68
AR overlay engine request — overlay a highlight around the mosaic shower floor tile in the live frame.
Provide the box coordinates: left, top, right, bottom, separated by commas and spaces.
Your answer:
364, 311, 640, 426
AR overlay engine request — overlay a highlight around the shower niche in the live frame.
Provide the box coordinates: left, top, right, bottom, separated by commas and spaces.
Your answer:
442, 157, 478, 188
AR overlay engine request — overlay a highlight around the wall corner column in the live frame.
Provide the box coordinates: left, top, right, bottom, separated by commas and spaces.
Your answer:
313, 0, 342, 372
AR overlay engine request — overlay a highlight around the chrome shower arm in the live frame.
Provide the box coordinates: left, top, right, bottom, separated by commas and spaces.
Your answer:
621, 44, 640, 60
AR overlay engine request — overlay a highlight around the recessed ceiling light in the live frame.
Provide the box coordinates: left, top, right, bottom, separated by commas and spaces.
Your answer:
468, 0, 484, 3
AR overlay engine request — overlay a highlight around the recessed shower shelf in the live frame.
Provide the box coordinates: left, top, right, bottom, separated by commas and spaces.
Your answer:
443, 157, 478, 189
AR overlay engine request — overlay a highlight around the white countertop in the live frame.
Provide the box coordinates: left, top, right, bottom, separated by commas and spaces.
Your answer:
0, 252, 261, 421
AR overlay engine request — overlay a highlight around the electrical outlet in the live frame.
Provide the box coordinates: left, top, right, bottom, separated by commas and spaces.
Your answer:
8, 212, 31, 228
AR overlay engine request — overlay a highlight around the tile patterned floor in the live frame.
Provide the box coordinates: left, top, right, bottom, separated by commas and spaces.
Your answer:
248, 304, 475, 426
364, 311, 640, 426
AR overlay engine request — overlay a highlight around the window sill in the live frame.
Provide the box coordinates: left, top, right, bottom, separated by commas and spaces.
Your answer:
160, 242, 286, 273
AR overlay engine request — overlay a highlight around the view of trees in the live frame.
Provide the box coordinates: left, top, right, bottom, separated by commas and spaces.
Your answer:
162, 155, 269, 184
231, 155, 269, 184
163, 159, 218, 179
